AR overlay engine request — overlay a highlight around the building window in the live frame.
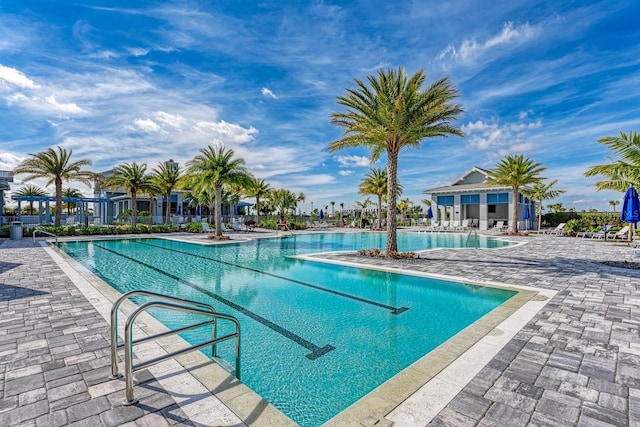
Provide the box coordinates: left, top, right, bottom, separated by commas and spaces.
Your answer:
437, 195, 454, 206
488, 204, 497, 213
461, 194, 480, 205
487, 193, 509, 204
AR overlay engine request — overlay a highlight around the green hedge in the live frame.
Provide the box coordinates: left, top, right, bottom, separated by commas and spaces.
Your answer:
542, 212, 622, 231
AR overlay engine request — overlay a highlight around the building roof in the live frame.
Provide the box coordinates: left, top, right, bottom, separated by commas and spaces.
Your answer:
424, 166, 518, 195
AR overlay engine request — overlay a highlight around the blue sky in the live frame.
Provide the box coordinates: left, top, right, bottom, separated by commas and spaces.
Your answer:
1, 0, 639, 213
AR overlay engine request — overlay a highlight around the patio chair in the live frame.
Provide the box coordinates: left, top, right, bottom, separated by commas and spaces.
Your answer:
492, 220, 505, 232
607, 225, 630, 240
201, 222, 212, 233
546, 223, 566, 235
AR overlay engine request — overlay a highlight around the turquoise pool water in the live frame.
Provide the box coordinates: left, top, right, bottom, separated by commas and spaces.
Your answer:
58, 233, 515, 426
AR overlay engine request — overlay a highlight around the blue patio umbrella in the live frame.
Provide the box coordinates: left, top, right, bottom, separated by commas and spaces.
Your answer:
176, 203, 182, 216
319, 209, 324, 220
523, 204, 530, 231
621, 186, 640, 241
195, 204, 201, 216
427, 207, 433, 218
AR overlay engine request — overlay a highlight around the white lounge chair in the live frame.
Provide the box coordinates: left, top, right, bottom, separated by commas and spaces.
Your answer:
461, 219, 469, 230
547, 223, 566, 235
607, 225, 629, 240
201, 222, 212, 233
492, 220, 505, 232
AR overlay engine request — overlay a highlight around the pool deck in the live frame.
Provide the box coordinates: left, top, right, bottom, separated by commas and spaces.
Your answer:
1, 229, 639, 426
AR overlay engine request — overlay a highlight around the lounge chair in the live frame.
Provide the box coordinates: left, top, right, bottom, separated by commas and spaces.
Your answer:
461, 219, 469, 230
607, 225, 630, 240
451, 220, 461, 230
232, 221, 248, 232
220, 222, 230, 233
546, 223, 566, 235
492, 220, 505, 232
575, 230, 593, 238
201, 222, 212, 233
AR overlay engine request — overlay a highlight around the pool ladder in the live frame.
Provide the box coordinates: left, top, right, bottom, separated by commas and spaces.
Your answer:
109, 290, 241, 405
465, 229, 480, 249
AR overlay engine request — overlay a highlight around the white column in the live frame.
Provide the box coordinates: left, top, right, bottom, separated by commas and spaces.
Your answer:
479, 193, 489, 230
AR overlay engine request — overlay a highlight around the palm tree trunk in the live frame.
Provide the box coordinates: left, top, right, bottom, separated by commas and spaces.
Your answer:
377, 195, 383, 229
537, 204, 542, 232
512, 187, 518, 234
29, 202, 34, 216
55, 178, 62, 226
165, 190, 171, 225
386, 150, 399, 253
131, 191, 137, 227
215, 184, 222, 236
256, 197, 260, 223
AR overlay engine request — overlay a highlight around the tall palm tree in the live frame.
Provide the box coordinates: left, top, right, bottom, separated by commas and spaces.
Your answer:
245, 177, 271, 223
609, 200, 620, 212
269, 189, 299, 221
487, 154, 546, 234
151, 161, 183, 225
584, 131, 640, 191
62, 187, 83, 215
397, 198, 412, 224
359, 167, 389, 229
523, 179, 565, 232
13, 146, 93, 226
102, 162, 154, 227
330, 67, 463, 253
185, 145, 252, 236
14, 184, 46, 215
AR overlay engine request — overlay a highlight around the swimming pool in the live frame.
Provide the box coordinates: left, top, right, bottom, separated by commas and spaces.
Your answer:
58, 233, 516, 426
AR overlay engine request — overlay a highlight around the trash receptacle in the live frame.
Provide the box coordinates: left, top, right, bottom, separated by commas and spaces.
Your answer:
9, 221, 23, 240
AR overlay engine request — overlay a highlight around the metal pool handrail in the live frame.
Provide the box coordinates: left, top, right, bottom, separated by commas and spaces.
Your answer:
465, 228, 479, 249
109, 290, 240, 405
32, 228, 58, 243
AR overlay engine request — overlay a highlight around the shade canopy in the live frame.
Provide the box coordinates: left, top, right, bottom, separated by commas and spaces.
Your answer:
621, 186, 640, 223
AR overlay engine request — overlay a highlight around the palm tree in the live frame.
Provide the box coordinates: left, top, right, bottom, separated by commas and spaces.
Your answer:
355, 197, 372, 228
359, 167, 390, 229
62, 187, 83, 215
609, 200, 620, 212
269, 189, 299, 221
329, 67, 463, 253
487, 154, 546, 234
330, 201, 335, 218
102, 162, 154, 227
245, 177, 271, 223
584, 131, 640, 191
13, 146, 93, 226
14, 184, 46, 215
185, 145, 252, 236
523, 179, 565, 232
151, 161, 183, 225
397, 198, 412, 224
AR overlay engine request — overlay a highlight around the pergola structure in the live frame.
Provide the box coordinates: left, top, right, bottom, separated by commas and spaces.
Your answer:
11, 195, 111, 226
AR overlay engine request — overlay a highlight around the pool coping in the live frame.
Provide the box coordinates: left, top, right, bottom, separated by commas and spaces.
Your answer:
294, 253, 555, 426
45, 234, 554, 426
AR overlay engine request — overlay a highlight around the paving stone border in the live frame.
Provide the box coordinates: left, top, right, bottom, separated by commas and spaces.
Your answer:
1, 233, 639, 426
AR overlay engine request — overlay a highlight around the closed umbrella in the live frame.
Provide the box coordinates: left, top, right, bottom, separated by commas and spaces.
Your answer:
427, 206, 433, 226
319, 209, 324, 220
195, 205, 201, 217
523, 204, 530, 231
621, 186, 640, 241
176, 204, 182, 216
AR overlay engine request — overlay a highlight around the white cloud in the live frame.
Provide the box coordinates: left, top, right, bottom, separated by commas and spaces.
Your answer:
194, 120, 258, 144
0, 152, 25, 170
335, 155, 371, 167
153, 111, 188, 129
0, 64, 39, 89
261, 87, 278, 99
462, 117, 540, 157
339, 170, 353, 176
437, 22, 537, 64
7, 93, 86, 116
132, 118, 162, 133
127, 47, 149, 57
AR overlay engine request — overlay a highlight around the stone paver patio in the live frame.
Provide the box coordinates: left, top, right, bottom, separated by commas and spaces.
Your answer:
0, 231, 639, 426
